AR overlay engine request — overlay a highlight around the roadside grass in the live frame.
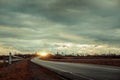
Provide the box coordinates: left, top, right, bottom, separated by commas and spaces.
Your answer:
50, 59, 120, 67
0, 60, 32, 80
0, 62, 3, 67
0, 60, 63, 80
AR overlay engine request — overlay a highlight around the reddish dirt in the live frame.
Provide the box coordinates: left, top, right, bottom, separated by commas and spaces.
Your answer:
50, 59, 120, 67
0, 60, 63, 80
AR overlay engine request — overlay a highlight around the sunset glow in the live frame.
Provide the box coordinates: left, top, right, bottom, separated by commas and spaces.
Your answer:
37, 51, 49, 57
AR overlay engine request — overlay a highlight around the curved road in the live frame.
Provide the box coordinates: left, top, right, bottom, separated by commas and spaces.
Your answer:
31, 58, 120, 80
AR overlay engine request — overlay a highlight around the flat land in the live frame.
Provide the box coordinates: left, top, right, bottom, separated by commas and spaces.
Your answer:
0, 60, 63, 80
50, 58, 120, 67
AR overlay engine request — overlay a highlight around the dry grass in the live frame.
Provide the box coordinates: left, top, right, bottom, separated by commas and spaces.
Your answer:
0, 60, 63, 80
50, 59, 120, 67
0, 62, 5, 68
0, 60, 31, 80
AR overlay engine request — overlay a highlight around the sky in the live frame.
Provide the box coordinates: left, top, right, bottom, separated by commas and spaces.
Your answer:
0, 0, 120, 55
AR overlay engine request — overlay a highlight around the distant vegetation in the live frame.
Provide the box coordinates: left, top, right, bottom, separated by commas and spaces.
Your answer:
0, 52, 120, 60
51, 52, 120, 59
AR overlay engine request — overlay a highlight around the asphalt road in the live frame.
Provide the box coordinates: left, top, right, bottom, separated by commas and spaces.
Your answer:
31, 58, 120, 80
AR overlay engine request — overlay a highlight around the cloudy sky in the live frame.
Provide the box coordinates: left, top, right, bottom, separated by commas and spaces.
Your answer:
0, 0, 120, 55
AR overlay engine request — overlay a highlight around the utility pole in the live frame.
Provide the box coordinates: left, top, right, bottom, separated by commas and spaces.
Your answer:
9, 52, 12, 64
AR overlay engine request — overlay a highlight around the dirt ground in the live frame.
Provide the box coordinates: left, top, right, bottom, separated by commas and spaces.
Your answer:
50, 59, 120, 67
0, 60, 63, 80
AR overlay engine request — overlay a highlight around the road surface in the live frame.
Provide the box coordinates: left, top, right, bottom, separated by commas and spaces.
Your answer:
31, 58, 120, 80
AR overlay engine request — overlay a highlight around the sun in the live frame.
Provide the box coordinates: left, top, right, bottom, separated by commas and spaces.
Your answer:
37, 51, 49, 57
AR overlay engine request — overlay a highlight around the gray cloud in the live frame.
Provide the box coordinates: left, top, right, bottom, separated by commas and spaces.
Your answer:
0, 0, 120, 54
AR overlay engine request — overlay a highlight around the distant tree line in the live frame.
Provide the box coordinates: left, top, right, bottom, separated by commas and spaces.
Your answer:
0, 52, 120, 60
51, 52, 120, 59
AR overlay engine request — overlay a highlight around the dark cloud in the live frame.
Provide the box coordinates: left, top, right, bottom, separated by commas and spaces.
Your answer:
0, 0, 120, 54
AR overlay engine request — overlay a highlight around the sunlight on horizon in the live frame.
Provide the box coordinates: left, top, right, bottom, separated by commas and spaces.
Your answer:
37, 51, 49, 57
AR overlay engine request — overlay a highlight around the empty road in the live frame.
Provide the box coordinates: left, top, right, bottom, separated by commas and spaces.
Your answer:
31, 58, 120, 80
